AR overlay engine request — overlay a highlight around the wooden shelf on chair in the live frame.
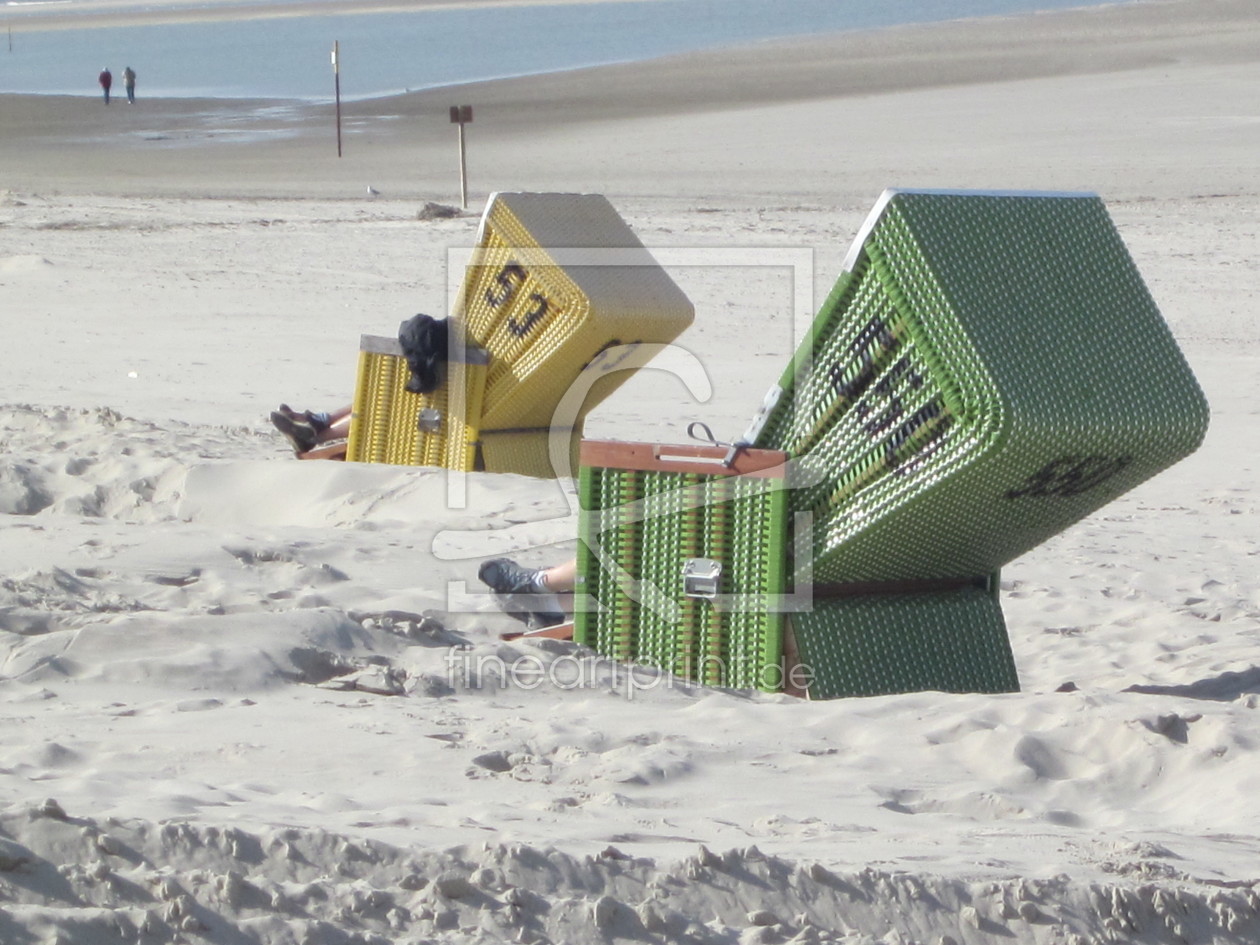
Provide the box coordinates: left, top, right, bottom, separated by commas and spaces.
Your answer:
499, 621, 574, 642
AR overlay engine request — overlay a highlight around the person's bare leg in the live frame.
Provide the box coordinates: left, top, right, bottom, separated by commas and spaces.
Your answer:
539, 558, 576, 593
315, 405, 352, 443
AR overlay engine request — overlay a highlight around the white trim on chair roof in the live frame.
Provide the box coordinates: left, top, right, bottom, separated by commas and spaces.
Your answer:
841, 187, 1100, 273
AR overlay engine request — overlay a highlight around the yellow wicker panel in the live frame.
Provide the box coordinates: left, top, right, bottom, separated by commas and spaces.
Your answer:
346, 335, 487, 471
465, 228, 588, 418
457, 193, 694, 434
479, 429, 584, 481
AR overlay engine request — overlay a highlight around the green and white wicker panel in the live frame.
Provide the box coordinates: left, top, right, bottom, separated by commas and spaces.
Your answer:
747, 189, 1209, 584
574, 441, 790, 692
791, 585, 1018, 700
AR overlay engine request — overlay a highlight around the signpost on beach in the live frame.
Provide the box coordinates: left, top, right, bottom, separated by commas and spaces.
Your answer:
332, 41, 342, 158
450, 105, 472, 209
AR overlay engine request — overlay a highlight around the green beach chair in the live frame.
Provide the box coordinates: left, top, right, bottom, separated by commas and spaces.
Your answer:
577, 189, 1207, 700
747, 188, 1208, 699
745, 188, 1209, 584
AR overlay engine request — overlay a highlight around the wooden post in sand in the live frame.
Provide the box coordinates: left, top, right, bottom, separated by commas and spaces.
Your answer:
450, 105, 472, 209
332, 41, 343, 158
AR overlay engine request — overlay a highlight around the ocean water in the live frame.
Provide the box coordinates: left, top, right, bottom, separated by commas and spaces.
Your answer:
1, 0, 1139, 100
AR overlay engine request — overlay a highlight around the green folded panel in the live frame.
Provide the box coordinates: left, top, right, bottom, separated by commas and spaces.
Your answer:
791, 585, 1018, 700
746, 189, 1210, 585
574, 441, 790, 692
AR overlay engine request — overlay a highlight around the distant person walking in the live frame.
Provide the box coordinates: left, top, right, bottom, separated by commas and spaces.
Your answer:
122, 66, 136, 104
98, 68, 112, 104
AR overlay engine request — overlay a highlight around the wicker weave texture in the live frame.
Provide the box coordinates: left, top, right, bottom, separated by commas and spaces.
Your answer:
575, 443, 789, 692
479, 430, 582, 481
347, 193, 691, 478
752, 190, 1209, 583
460, 193, 694, 433
791, 587, 1018, 699
346, 338, 486, 470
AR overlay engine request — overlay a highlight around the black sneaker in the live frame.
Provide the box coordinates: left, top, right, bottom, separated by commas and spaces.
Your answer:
278, 403, 329, 433
478, 558, 565, 628
270, 410, 317, 453
478, 558, 543, 595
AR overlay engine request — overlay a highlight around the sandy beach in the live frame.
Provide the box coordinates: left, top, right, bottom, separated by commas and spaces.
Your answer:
2, 0, 1259, 941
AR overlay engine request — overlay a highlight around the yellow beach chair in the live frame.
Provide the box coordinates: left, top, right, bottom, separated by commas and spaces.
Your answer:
347, 192, 694, 478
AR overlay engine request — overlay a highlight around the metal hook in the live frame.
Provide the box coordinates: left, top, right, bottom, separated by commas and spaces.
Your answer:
686, 420, 741, 467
